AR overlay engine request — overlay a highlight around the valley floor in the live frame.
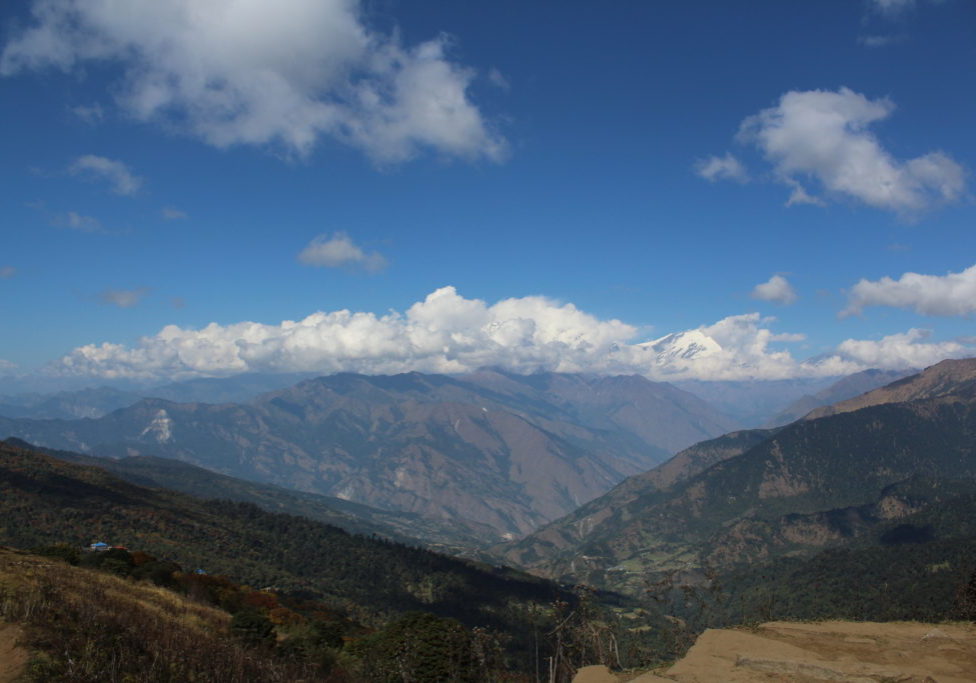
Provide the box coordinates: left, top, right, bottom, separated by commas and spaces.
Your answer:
575, 620, 976, 682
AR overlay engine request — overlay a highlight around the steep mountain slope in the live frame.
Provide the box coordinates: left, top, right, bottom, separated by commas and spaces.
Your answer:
9, 438, 487, 551
806, 357, 976, 420
505, 360, 976, 594
0, 370, 735, 541
765, 368, 913, 427
0, 439, 567, 630
502, 429, 773, 565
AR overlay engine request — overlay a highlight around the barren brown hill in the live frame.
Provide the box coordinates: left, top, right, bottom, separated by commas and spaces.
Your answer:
806, 357, 976, 420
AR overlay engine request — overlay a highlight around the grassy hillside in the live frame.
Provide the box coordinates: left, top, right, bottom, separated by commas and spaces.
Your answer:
0, 439, 566, 637
0, 546, 321, 681
0, 544, 543, 681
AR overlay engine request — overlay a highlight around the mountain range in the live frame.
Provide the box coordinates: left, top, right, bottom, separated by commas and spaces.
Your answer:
0, 369, 736, 541
503, 358, 976, 594
0, 372, 315, 420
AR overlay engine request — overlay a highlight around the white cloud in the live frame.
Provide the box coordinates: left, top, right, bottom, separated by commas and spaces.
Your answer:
735, 87, 965, 214
488, 67, 509, 90
56, 211, 103, 233
635, 314, 811, 381
2, 0, 506, 163
843, 263, 976, 317
0, 359, 18, 372
0, 266, 15, 279
99, 287, 150, 308
858, 34, 904, 48
298, 232, 387, 272
71, 102, 103, 123
161, 207, 188, 220
826, 328, 970, 370
871, 0, 916, 15
46, 286, 968, 383
51, 287, 637, 380
695, 153, 749, 183
751, 275, 798, 305
69, 155, 143, 196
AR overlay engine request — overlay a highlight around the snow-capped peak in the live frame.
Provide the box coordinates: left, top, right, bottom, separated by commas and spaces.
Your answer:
639, 329, 722, 365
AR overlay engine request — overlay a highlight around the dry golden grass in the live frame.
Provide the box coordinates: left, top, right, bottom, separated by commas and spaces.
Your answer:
0, 547, 323, 682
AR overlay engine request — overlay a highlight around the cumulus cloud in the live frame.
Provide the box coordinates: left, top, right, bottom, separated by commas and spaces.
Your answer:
633, 314, 811, 381
69, 155, 143, 196
161, 207, 188, 220
734, 87, 965, 214
51, 287, 634, 379
45, 285, 970, 383
751, 275, 798, 305
843, 263, 976, 317
55, 211, 103, 233
695, 153, 749, 183
826, 328, 971, 370
1, 0, 506, 163
0, 266, 15, 279
99, 287, 150, 308
298, 232, 387, 272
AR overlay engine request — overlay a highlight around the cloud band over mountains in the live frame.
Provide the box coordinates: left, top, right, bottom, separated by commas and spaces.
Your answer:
47, 286, 974, 383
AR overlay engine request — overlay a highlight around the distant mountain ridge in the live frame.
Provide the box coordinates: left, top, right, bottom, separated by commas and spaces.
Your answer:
0, 372, 315, 420
765, 368, 915, 426
805, 357, 976, 419
673, 377, 838, 426
0, 386, 142, 420
0, 369, 736, 542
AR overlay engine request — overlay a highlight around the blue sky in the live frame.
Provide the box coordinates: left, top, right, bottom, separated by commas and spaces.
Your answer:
1, 0, 974, 386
